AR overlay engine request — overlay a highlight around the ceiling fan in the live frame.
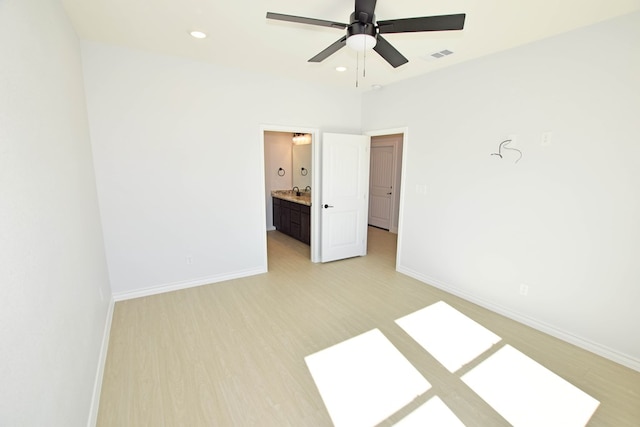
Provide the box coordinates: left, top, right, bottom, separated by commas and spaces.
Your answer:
266, 0, 466, 68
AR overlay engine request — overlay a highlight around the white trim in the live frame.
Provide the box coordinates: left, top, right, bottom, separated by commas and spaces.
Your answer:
312, 131, 321, 263
112, 267, 266, 301
397, 265, 640, 373
87, 297, 115, 427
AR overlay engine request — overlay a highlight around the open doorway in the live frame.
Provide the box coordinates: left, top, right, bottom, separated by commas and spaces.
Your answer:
261, 126, 320, 264
368, 133, 403, 234
365, 128, 407, 267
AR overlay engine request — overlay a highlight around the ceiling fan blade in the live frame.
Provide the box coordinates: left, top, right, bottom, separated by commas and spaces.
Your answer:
266, 12, 347, 29
355, 0, 377, 23
308, 36, 347, 62
377, 13, 466, 34
373, 35, 408, 68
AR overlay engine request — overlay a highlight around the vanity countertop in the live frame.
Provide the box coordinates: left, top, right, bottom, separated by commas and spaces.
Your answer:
271, 190, 311, 206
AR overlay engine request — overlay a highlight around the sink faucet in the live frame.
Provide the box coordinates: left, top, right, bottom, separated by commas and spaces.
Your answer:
304, 186, 311, 192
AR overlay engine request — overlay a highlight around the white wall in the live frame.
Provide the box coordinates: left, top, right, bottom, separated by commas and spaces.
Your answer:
0, 0, 112, 425
81, 42, 361, 298
363, 12, 640, 369
264, 131, 293, 230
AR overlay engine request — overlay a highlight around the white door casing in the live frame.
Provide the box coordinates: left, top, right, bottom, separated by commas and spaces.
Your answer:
320, 133, 370, 263
368, 144, 394, 230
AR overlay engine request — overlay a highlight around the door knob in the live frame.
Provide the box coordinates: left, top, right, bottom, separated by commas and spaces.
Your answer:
387, 192, 392, 195
323, 204, 334, 209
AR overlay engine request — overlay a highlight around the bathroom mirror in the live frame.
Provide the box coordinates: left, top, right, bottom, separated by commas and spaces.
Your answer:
292, 143, 311, 190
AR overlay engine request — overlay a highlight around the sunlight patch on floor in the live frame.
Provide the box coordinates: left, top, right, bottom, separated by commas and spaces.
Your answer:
395, 301, 502, 372
394, 396, 466, 427
462, 345, 600, 427
305, 302, 600, 427
305, 329, 431, 427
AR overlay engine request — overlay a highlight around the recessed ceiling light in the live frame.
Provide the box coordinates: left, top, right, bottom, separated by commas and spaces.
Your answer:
190, 31, 207, 39
335, 66, 347, 72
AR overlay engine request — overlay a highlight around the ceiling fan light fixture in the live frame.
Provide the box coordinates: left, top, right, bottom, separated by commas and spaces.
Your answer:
346, 22, 377, 52
346, 33, 377, 51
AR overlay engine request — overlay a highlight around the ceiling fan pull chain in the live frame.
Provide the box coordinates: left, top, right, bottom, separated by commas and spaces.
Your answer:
355, 51, 359, 88
363, 34, 367, 78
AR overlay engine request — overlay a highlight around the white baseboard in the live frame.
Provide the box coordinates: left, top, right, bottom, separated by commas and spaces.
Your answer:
113, 267, 267, 301
87, 297, 115, 427
397, 265, 640, 373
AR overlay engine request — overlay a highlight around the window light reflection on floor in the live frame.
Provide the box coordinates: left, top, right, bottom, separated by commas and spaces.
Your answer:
395, 301, 502, 372
462, 345, 600, 427
304, 301, 600, 427
304, 329, 431, 427
394, 396, 466, 427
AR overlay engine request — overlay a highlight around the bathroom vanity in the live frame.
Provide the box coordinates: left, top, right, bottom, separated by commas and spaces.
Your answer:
272, 190, 311, 245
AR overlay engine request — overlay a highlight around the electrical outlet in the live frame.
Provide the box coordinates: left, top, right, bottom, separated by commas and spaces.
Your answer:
519, 284, 529, 296
541, 131, 552, 146
186, 256, 193, 265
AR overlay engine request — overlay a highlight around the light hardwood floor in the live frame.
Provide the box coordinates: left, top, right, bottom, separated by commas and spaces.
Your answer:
97, 227, 640, 426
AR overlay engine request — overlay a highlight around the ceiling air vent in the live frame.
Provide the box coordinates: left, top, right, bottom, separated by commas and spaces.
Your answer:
423, 49, 454, 61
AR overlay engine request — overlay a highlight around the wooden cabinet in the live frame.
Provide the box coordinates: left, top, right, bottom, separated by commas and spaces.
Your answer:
300, 205, 310, 244
280, 204, 290, 235
273, 197, 311, 245
289, 202, 301, 240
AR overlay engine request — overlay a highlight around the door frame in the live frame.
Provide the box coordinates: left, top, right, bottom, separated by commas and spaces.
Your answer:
260, 125, 321, 265
364, 127, 408, 267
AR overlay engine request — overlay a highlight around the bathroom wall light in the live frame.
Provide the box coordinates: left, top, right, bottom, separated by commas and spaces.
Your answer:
292, 133, 311, 145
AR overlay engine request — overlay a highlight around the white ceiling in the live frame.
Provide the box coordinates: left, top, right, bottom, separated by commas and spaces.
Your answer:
61, 0, 640, 90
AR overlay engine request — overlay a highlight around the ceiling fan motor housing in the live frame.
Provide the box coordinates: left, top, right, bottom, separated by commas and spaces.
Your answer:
347, 21, 377, 38
350, 11, 375, 24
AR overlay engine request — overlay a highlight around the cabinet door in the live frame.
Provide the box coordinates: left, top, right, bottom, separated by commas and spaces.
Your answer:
290, 208, 301, 225
273, 198, 281, 229
280, 203, 290, 234
290, 222, 301, 240
300, 206, 310, 244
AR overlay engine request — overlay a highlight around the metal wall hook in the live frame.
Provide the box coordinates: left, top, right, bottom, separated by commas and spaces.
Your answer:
491, 139, 522, 164
300, 167, 308, 176
277, 167, 285, 176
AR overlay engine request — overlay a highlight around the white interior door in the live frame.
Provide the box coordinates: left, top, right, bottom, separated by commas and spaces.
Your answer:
320, 133, 370, 263
368, 145, 394, 230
